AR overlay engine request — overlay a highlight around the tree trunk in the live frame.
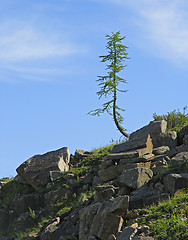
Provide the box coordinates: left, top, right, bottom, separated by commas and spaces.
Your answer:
113, 88, 130, 139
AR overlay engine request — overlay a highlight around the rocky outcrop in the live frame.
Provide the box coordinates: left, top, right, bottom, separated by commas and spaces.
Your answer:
16, 147, 70, 191
0, 120, 188, 239
117, 167, 153, 190
163, 173, 188, 194
79, 196, 129, 240
112, 134, 153, 154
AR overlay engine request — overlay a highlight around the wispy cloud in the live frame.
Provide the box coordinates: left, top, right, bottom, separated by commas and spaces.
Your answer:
132, 0, 188, 64
101, 0, 188, 66
0, 22, 79, 63
0, 19, 87, 82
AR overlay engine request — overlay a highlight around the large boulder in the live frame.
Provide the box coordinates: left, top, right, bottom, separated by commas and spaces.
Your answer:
112, 134, 153, 154
153, 131, 177, 149
163, 173, 188, 194
10, 194, 44, 216
16, 147, 70, 191
129, 185, 169, 209
170, 152, 188, 164
178, 125, 188, 145
98, 162, 151, 182
129, 120, 167, 142
79, 196, 129, 240
117, 167, 153, 190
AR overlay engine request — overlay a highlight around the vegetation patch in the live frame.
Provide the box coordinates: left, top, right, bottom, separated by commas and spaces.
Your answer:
153, 107, 188, 133
137, 191, 188, 240
0, 179, 35, 207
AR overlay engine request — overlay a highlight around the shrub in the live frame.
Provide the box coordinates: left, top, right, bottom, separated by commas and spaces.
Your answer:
153, 107, 188, 132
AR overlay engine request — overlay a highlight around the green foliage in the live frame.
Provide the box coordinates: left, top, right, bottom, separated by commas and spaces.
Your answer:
153, 107, 188, 132
138, 192, 188, 240
68, 143, 116, 177
0, 179, 35, 207
29, 207, 36, 219
62, 183, 70, 189
89, 31, 129, 138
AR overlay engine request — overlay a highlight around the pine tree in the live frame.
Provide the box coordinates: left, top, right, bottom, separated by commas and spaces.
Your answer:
89, 31, 130, 138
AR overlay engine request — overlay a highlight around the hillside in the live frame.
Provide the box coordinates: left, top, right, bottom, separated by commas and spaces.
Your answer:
0, 120, 188, 240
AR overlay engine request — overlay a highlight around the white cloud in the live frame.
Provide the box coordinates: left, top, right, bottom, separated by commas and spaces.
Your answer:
0, 22, 81, 63
101, 0, 188, 66
0, 20, 87, 82
133, 0, 188, 63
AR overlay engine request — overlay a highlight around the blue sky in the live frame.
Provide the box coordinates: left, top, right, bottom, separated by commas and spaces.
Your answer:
0, 0, 188, 178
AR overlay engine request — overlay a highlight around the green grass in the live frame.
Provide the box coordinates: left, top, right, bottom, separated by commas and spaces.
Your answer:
138, 191, 188, 240
67, 143, 116, 177
11, 189, 95, 239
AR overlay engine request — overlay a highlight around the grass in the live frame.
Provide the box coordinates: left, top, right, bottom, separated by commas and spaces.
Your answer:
67, 142, 116, 177
11, 189, 95, 239
137, 191, 188, 240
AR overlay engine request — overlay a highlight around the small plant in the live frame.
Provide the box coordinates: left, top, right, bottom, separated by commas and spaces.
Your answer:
62, 184, 70, 189
153, 107, 188, 132
29, 207, 36, 219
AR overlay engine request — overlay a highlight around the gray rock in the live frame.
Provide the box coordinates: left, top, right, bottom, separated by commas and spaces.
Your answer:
79, 196, 129, 240
106, 151, 154, 162
117, 168, 153, 190
154, 131, 177, 149
117, 226, 138, 240
99, 160, 113, 170
49, 171, 64, 181
40, 217, 60, 240
74, 149, 90, 159
133, 236, 155, 240
80, 173, 94, 185
10, 194, 44, 216
163, 173, 188, 194
176, 144, 188, 153
63, 172, 75, 180
98, 161, 151, 183
110, 196, 129, 217
183, 134, 188, 145
0, 207, 14, 232
154, 182, 164, 193
112, 135, 153, 154
94, 185, 118, 202
16, 147, 70, 191
44, 188, 71, 207
153, 146, 170, 155
130, 120, 167, 141
129, 186, 169, 209
92, 176, 101, 188
178, 125, 188, 145
108, 234, 117, 240
13, 174, 28, 184
150, 155, 168, 175
170, 152, 188, 164
0, 237, 14, 240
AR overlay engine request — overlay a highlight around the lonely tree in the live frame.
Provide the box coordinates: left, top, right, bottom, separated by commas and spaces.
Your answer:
89, 31, 130, 138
